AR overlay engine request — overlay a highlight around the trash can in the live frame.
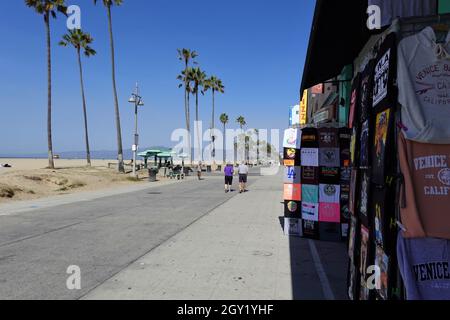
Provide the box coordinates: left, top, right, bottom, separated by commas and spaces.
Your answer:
148, 166, 159, 182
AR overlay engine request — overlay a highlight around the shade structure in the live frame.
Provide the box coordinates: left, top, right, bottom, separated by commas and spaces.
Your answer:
300, 0, 374, 93
138, 150, 162, 158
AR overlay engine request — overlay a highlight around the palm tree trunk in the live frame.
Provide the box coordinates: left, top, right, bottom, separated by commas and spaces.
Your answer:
196, 91, 201, 162
211, 90, 215, 161
223, 122, 226, 165
184, 62, 192, 166
45, 15, 55, 169
107, 5, 124, 173
77, 49, 91, 166
187, 93, 192, 165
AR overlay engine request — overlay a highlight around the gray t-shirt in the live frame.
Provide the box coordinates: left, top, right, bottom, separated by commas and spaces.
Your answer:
397, 27, 450, 144
238, 164, 249, 175
397, 232, 450, 300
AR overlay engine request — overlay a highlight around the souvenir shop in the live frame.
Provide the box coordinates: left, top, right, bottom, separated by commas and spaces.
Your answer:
286, 0, 450, 300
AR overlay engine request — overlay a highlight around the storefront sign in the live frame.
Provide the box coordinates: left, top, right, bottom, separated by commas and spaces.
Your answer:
300, 90, 308, 125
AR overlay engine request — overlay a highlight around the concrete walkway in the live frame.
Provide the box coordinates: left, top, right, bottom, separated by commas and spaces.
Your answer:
83, 172, 348, 300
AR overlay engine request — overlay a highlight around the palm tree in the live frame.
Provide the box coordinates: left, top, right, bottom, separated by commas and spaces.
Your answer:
177, 49, 198, 164
190, 67, 207, 162
25, 0, 67, 169
236, 116, 246, 130
204, 76, 225, 161
59, 29, 96, 166
219, 113, 229, 164
93, 0, 124, 173
236, 116, 247, 162
254, 129, 260, 164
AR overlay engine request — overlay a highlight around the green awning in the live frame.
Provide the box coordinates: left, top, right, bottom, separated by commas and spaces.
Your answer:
156, 152, 173, 158
138, 149, 162, 158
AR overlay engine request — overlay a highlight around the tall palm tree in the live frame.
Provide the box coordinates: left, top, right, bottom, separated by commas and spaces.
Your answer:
236, 116, 246, 130
219, 113, 229, 164
177, 49, 198, 164
204, 76, 225, 160
190, 67, 207, 162
93, 0, 124, 173
59, 29, 96, 166
236, 116, 247, 162
254, 128, 260, 164
25, 0, 67, 169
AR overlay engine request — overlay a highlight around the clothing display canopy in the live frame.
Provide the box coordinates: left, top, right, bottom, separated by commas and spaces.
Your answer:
300, 0, 373, 93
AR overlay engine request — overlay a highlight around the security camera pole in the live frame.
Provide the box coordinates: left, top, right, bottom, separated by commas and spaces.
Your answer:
128, 83, 144, 178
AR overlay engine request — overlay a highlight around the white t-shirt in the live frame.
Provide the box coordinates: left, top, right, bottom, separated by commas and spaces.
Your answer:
301, 148, 319, 167
238, 164, 249, 175
283, 128, 301, 149
319, 184, 341, 204
397, 27, 450, 144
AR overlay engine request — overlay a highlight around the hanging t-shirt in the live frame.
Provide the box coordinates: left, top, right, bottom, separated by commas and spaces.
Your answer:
398, 132, 450, 239
319, 166, 340, 184
368, 0, 437, 28
301, 148, 319, 167
302, 202, 319, 222
350, 126, 360, 168
372, 108, 394, 185
319, 148, 341, 167
397, 27, 450, 144
283, 128, 301, 149
319, 184, 340, 204
284, 183, 301, 201
341, 184, 351, 223
283, 147, 301, 166
284, 200, 301, 218
301, 166, 319, 185
349, 169, 359, 216
349, 73, 361, 129
302, 184, 319, 203
375, 246, 390, 300
339, 127, 352, 167
301, 127, 319, 148
372, 33, 397, 112
359, 60, 375, 124
319, 202, 341, 223
341, 167, 352, 182
283, 166, 301, 184
397, 232, 450, 300
318, 127, 339, 148
359, 120, 371, 168
359, 170, 371, 227
302, 219, 320, 240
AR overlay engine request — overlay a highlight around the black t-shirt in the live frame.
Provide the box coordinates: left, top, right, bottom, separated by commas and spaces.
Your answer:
301, 127, 319, 148
371, 107, 394, 185
359, 60, 375, 124
359, 119, 371, 169
349, 73, 361, 129
318, 127, 339, 148
372, 33, 397, 113
339, 127, 352, 167
358, 170, 371, 228
319, 166, 340, 184
301, 166, 319, 185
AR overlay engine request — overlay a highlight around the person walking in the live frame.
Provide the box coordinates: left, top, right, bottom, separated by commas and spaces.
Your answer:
224, 163, 234, 193
197, 161, 202, 180
238, 161, 249, 193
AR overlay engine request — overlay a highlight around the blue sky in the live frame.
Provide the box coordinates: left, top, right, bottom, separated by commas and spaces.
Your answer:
0, 0, 315, 155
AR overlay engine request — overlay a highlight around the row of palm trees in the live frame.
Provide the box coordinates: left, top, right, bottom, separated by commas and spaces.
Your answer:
25, 0, 126, 172
177, 49, 228, 164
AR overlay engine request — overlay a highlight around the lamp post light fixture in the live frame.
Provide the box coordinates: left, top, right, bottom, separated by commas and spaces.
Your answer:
129, 82, 144, 178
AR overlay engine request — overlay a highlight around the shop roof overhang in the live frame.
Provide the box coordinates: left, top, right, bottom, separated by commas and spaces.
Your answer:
300, 0, 375, 93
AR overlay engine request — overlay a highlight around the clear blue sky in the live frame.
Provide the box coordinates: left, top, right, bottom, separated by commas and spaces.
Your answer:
0, 0, 314, 155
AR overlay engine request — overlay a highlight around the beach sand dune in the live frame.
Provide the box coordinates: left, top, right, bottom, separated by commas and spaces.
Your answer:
0, 159, 151, 204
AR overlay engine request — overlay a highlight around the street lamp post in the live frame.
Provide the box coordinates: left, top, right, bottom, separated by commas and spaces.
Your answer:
128, 83, 144, 178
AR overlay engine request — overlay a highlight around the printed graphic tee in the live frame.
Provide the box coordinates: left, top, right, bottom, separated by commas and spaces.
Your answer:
301, 128, 319, 148
397, 27, 450, 143
302, 202, 319, 222
318, 127, 339, 148
372, 33, 397, 112
349, 73, 361, 129
302, 184, 319, 203
284, 166, 301, 184
283, 128, 301, 149
398, 132, 450, 239
301, 166, 319, 185
319, 148, 341, 167
301, 148, 319, 167
319, 184, 340, 204
397, 232, 450, 300
372, 108, 393, 185
359, 60, 375, 124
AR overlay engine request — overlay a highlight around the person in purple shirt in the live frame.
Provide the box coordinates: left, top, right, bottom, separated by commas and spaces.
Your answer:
224, 163, 234, 193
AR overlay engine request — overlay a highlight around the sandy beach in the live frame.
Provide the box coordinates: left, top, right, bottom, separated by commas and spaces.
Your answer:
0, 158, 152, 204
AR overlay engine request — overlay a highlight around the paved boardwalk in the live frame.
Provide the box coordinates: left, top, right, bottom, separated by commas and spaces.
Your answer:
0, 169, 348, 300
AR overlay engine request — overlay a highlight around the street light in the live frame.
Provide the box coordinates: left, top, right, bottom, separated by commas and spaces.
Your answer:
128, 82, 144, 178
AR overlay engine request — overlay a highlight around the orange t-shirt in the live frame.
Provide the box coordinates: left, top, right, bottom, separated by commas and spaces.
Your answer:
399, 132, 450, 239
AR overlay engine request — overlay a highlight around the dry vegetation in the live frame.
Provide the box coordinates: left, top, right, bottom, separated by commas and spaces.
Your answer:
0, 165, 150, 203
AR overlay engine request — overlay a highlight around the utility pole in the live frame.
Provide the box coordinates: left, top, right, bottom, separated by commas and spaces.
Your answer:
128, 82, 144, 178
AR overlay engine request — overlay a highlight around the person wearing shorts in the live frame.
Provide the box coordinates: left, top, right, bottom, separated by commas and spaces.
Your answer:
238, 161, 249, 193
224, 163, 234, 193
